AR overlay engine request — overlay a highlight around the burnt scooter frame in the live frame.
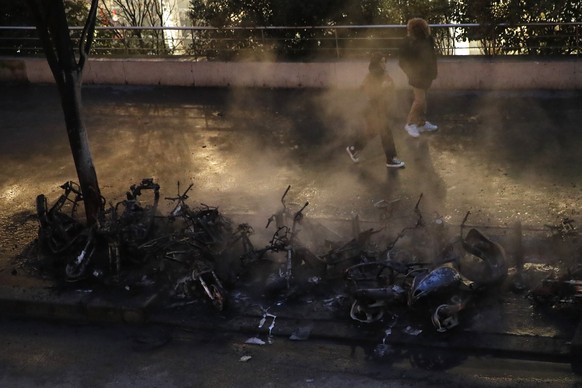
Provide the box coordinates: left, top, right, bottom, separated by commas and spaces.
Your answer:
36, 179, 161, 282
36, 181, 105, 281
67, 178, 161, 281
158, 181, 228, 311
414, 213, 508, 331
36, 181, 87, 255
345, 208, 508, 332
265, 185, 311, 289
423, 213, 509, 331
344, 194, 429, 324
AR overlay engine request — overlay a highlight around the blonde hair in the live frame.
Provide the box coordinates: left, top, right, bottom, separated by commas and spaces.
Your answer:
407, 18, 430, 39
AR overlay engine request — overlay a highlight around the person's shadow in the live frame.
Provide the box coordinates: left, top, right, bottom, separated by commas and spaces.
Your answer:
391, 132, 447, 217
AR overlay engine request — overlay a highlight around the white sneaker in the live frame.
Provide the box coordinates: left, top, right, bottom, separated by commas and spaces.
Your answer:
386, 157, 405, 168
346, 146, 360, 163
421, 121, 438, 132
404, 124, 420, 138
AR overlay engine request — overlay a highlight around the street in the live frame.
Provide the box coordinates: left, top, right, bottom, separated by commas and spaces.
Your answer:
0, 316, 577, 387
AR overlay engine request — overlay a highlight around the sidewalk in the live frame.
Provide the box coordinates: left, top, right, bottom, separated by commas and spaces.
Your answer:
1, 84, 582, 362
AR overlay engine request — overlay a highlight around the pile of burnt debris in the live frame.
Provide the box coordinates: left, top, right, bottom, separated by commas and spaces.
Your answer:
31, 179, 582, 333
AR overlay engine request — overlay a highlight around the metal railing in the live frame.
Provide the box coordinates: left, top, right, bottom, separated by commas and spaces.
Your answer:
1, 23, 580, 60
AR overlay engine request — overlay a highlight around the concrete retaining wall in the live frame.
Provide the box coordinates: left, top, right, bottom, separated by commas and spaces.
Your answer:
1, 57, 581, 90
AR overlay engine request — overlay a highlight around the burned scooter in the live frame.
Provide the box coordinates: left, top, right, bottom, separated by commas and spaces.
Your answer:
416, 226, 508, 332
67, 178, 161, 282
139, 181, 230, 311
238, 186, 329, 298
346, 211, 508, 332
36, 179, 161, 282
36, 181, 104, 281
36, 181, 87, 256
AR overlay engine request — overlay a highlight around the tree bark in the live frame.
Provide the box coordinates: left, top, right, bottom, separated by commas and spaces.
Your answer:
60, 71, 102, 225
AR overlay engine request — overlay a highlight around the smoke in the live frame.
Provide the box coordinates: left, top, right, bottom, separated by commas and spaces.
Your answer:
6, 84, 579, 249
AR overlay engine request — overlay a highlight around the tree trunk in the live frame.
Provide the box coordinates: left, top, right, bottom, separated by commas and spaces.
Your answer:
28, 0, 103, 226
59, 71, 101, 225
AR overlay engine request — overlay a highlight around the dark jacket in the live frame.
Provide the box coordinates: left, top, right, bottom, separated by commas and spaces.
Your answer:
360, 70, 394, 134
361, 71, 393, 110
398, 36, 438, 89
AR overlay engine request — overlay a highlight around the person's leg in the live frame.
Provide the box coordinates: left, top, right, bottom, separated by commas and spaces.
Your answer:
404, 87, 426, 138
406, 87, 426, 126
346, 116, 372, 163
353, 127, 369, 150
380, 121, 404, 168
422, 88, 428, 120
421, 88, 438, 131
379, 125, 396, 160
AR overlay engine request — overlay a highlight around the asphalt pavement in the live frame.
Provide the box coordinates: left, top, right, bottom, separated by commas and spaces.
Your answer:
2, 84, 582, 383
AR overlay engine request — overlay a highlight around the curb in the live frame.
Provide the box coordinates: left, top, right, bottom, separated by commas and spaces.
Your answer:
149, 308, 573, 361
0, 284, 574, 362
0, 285, 157, 324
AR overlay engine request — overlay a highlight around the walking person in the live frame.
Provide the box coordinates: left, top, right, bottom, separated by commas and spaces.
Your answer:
398, 17, 438, 138
346, 52, 405, 169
